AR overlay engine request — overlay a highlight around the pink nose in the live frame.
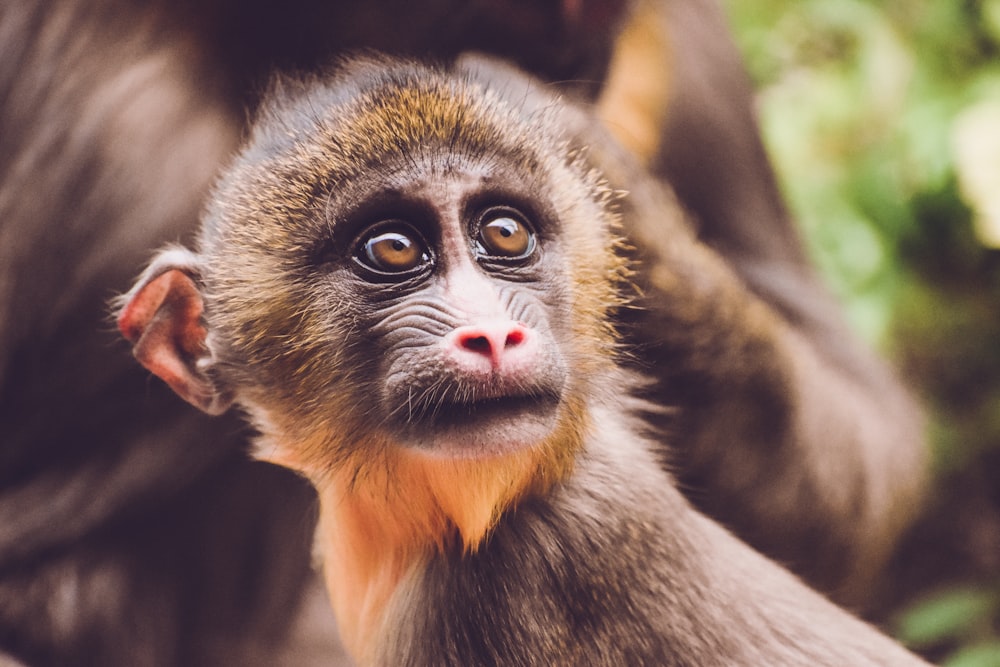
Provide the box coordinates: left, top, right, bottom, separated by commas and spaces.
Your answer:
450, 322, 529, 368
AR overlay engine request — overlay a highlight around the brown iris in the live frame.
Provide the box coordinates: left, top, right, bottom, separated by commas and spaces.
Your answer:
476, 210, 535, 259
357, 225, 429, 274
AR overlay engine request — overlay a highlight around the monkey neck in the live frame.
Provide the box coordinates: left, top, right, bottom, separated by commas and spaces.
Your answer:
311, 422, 583, 661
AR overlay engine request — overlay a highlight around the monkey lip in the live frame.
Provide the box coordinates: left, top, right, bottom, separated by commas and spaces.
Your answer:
395, 390, 563, 457
432, 393, 558, 425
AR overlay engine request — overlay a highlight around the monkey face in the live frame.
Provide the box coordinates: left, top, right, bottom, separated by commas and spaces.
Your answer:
208, 148, 598, 463
328, 167, 575, 459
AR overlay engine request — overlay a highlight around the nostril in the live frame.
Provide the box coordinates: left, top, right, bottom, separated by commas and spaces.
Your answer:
461, 335, 493, 356
505, 328, 525, 348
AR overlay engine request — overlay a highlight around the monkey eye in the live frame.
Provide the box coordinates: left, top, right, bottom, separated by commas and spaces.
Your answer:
353, 223, 431, 277
474, 208, 536, 260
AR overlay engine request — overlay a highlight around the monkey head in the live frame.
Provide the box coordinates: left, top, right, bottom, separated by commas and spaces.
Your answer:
117, 57, 627, 551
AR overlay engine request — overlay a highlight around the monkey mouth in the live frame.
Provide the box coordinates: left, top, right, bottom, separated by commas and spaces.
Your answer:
392, 389, 563, 457
431, 393, 559, 427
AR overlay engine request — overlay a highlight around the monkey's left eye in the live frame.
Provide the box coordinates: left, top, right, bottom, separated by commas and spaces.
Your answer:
475, 208, 536, 260
353, 223, 431, 278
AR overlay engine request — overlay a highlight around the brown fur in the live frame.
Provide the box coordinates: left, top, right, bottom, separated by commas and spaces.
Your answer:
115, 56, 928, 666
597, 0, 674, 165
309, 414, 582, 660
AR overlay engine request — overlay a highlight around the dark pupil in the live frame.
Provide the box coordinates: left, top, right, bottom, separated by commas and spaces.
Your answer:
363, 230, 424, 272
481, 216, 531, 257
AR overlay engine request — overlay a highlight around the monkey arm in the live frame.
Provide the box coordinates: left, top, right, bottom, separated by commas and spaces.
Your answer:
617, 167, 927, 603
593, 0, 928, 603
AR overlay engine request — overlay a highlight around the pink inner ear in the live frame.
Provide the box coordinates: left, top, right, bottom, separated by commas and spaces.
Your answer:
118, 275, 171, 344
118, 269, 220, 412
118, 269, 206, 354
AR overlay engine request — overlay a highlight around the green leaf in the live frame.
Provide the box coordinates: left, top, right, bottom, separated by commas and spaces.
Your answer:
945, 641, 1000, 667
896, 588, 999, 647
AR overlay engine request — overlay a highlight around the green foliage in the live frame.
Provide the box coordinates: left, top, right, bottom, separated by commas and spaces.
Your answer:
725, 0, 1000, 343
947, 641, 1000, 667
896, 587, 998, 649
723, 0, 1000, 463
725, 0, 1000, 661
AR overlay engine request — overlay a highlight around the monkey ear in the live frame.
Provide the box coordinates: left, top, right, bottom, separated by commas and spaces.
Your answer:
117, 248, 233, 416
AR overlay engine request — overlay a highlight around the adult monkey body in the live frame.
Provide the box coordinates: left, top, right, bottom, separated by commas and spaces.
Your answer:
0, 0, 923, 663
601, 0, 926, 600
118, 56, 926, 666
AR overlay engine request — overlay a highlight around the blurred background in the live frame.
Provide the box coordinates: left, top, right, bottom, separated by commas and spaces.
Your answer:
723, 1, 1000, 664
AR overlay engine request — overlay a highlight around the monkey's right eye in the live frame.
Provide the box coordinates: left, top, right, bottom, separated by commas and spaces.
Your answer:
353, 224, 431, 278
